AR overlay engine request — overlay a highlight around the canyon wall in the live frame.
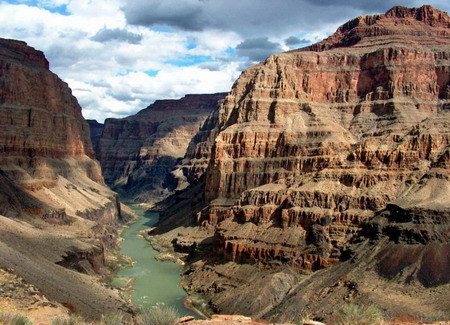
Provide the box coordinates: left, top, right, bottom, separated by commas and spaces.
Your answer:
0, 38, 130, 320
86, 119, 104, 153
154, 5, 450, 322
204, 3, 450, 271
96, 93, 226, 202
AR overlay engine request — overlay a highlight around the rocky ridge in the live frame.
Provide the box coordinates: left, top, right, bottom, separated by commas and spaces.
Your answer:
0, 38, 130, 320
152, 5, 450, 322
95, 93, 226, 202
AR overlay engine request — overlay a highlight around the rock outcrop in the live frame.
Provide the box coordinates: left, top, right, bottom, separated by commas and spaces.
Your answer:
176, 315, 293, 325
96, 93, 226, 202
153, 5, 450, 322
0, 38, 130, 320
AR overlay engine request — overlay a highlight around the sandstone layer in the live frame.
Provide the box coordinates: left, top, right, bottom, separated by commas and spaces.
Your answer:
95, 93, 226, 203
152, 5, 450, 322
0, 38, 130, 320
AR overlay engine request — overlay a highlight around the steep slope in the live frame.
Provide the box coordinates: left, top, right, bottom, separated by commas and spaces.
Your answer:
0, 38, 130, 320
153, 5, 450, 322
96, 93, 226, 202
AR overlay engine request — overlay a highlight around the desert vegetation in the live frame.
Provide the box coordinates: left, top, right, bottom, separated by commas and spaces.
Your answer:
0, 311, 32, 325
0, 305, 180, 325
138, 305, 179, 325
331, 303, 384, 325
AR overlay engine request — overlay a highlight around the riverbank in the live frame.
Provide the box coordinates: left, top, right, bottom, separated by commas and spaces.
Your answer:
105, 203, 139, 276
112, 202, 198, 318
142, 225, 213, 319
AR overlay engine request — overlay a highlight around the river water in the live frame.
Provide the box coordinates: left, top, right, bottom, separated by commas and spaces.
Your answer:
115, 203, 196, 317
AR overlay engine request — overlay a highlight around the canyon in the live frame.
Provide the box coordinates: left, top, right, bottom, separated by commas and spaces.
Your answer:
146, 5, 450, 323
93, 93, 226, 203
0, 3, 449, 325
0, 38, 132, 321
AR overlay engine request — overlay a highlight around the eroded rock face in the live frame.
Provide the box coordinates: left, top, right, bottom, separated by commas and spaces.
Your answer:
0, 38, 129, 319
96, 93, 226, 202
0, 37, 119, 221
156, 5, 450, 321
361, 204, 450, 287
203, 4, 450, 270
0, 39, 95, 161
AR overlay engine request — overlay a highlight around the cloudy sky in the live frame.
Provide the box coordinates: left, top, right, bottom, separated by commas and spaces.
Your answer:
1, 0, 449, 122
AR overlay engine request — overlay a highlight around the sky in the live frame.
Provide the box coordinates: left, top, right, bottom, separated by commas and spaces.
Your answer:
1, 0, 449, 122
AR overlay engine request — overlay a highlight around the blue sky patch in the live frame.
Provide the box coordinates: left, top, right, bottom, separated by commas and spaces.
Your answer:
47, 4, 69, 15
166, 55, 213, 67
115, 69, 134, 77
144, 69, 159, 77
115, 69, 159, 77
186, 41, 197, 50
225, 47, 236, 56
4, 0, 70, 15
150, 25, 173, 33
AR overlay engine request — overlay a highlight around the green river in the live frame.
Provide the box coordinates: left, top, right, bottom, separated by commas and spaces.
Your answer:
115, 203, 196, 317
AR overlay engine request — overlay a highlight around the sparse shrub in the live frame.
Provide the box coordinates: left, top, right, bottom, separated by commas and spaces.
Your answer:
332, 303, 383, 325
0, 311, 32, 325
50, 318, 64, 325
419, 310, 450, 323
11, 315, 32, 325
0, 311, 13, 323
51, 315, 84, 325
51, 313, 126, 325
298, 313, 313, 325
98, 314, 124, 325
139, 305, 179, 325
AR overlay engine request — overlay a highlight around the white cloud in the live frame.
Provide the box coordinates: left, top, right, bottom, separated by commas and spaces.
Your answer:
78, 64, 239, 121
2, 0, 448, 123
0, 1, 242, 122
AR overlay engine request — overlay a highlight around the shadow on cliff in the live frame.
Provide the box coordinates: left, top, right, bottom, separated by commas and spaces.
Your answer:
113, 155, 179, 203
0, 171, 47, 218
150, 178, 207, 233
354, 52, 394, 116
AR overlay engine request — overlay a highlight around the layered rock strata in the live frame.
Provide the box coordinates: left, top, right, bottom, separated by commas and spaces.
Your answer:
0, 38, 130, 319
154, 5, 450, 322
203, 3, 450, 271
96, 93, 226, 202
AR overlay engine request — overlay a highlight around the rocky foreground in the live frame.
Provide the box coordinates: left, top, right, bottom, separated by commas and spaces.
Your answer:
0, 38, 132, 321
149, 5, 450, 323
176, 315, 450, 325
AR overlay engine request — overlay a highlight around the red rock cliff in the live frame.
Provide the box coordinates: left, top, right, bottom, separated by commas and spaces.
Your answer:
0, 38, 129, 319
169, 6, 450, 321
139, 6, 450, 323
202, 5, 450, 267
0, 38, 116, 216
0, 39, 96, 160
